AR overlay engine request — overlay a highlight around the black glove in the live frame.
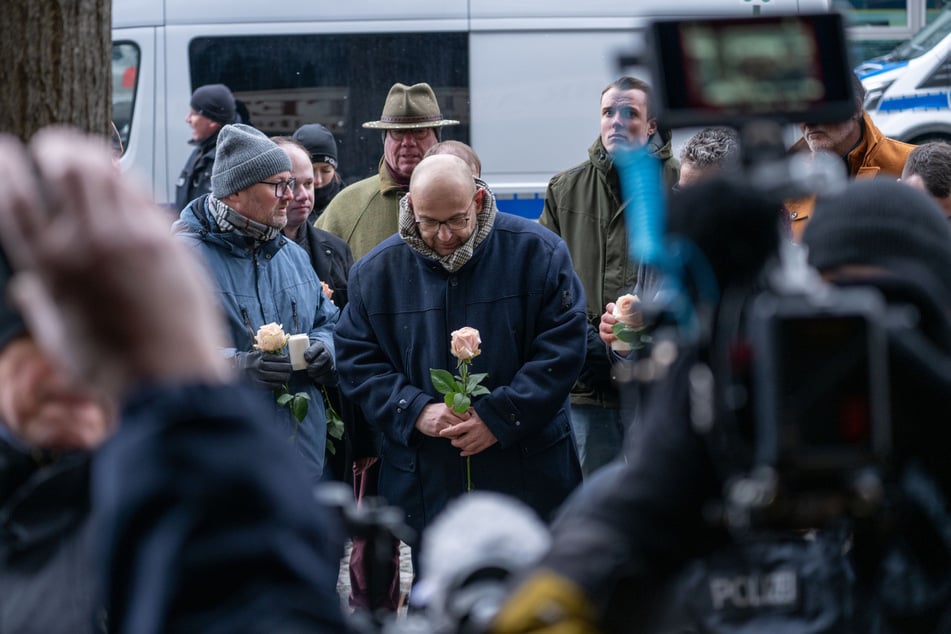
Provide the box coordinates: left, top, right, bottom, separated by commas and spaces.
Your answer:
304, 340, 336, 386
234, 350, 292, 391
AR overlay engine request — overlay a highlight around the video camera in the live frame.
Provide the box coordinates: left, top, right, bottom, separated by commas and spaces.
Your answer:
618, 12, 900, 531
646, 12, 855, 128
639, 11, 856, 199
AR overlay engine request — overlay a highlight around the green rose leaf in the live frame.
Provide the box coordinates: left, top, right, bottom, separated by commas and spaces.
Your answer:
469, 386, 491, 397
467, 372, 489, 391
276, 393, 294, 406
290, 393, 309, 422
452, 392, 470, 414
430, 369, 457, 395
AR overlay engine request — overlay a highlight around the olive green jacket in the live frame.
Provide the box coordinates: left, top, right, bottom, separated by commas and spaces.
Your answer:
316, 159, 406, 261
539, 135, 678, 406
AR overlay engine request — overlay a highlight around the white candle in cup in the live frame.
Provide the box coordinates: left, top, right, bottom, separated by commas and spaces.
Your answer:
288, 333, 310, 370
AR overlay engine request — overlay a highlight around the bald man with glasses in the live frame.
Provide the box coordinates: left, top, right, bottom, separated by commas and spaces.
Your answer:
335, 154, 587, 571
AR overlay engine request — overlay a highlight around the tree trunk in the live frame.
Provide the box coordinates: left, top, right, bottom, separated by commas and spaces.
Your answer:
0, 0, 111, 141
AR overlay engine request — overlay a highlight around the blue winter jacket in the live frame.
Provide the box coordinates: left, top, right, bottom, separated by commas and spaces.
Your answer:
173, 195, 338, 480
335, 212, 587, 537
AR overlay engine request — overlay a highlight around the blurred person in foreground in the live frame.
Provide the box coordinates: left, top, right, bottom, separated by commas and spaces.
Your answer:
0, 128, 348, 634
492, 177, 951, 633
0, 251, 113, 632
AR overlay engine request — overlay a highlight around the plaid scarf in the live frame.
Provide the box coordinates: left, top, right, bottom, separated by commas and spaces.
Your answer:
208, 195, 281, 243
398, 179, 497, 273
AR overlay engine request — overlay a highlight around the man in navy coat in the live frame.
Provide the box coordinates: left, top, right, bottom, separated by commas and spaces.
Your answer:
335, 154, 587, 543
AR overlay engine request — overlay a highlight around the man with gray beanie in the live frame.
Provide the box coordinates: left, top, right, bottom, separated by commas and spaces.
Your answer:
174, 83, 237, 212
173, 123, 340, 482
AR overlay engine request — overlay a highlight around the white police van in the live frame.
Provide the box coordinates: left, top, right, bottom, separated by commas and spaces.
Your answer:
112, 0, 831, 219
858, 3, 951, 143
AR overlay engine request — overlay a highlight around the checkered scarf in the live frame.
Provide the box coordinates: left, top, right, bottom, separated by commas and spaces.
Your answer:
208, 195, 281, 243
398, 178, 497, 273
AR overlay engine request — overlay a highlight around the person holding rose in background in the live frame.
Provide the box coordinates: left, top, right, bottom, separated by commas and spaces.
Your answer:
173, 124, 339, 482
539, 76, 679, 480
335, 154, 587, 574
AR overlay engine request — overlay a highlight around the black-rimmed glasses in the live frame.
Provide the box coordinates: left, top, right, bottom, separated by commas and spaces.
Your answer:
414, 192, 478, 233
259, 178, 297, 198
415, 215, 471, 233
388, 128, 433, 141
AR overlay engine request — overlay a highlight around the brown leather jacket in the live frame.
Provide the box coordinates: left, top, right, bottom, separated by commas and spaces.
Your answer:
787, 112, 916, 241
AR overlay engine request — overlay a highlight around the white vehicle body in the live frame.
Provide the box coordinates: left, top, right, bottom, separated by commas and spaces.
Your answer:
858, 5, 951, 144
112, 0, 831, 218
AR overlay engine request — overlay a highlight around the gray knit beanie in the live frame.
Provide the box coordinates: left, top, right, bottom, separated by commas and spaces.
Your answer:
803, 179, 951, 304
211, 124, 292, 198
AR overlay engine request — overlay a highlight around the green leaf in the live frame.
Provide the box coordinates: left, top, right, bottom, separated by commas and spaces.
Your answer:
430, 369, 456, 395
276, 393, 294, 406
326, 412, 345, 440
469, 386, 491, 397
615, 328, 640, 343
290, 394, 309, 422
466, 372, 489, 391
326, 440, 336, 456
452, 392, 470, 414
444, 393, 456, 409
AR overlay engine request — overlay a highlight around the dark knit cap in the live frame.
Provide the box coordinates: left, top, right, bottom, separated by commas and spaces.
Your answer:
190, 84, 236, 125
0, 247, 26, 353
293, 124, 338, 168
211, 124, 292, 199
803, 179, 951, 305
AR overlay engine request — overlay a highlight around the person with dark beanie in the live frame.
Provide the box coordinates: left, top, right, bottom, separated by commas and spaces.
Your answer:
174, 83, 237, 212
293, 123, 344, 219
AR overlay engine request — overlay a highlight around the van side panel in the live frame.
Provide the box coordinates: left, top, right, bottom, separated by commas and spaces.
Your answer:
114, 0, 831, 209
163, 0, 466, 23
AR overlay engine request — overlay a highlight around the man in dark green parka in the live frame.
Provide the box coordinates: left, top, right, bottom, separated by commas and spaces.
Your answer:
538, 76, 679, 478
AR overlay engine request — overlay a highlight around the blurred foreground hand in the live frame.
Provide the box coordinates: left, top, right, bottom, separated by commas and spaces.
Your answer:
0, 128, 231, 399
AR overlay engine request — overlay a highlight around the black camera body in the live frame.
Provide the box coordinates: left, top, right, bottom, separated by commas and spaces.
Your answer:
728, 280, 894, 528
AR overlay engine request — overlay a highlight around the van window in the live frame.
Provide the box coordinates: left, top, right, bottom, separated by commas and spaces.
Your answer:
112, 41, 140, 156
188, 33, 469, 181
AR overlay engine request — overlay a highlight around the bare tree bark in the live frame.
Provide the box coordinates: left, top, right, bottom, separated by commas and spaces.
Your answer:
0, 0, 111, 141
